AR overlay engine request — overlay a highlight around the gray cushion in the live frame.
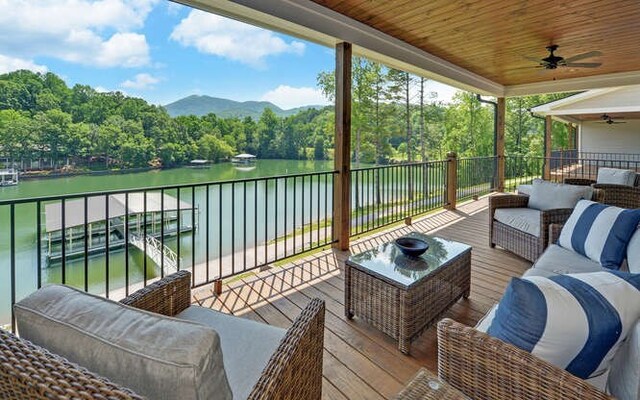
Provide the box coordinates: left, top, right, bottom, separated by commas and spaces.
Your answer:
597, 167, 637, 187
523, 244, 605, 278
608, 320, 640, 400
528, 179, 594, 211
14, 285, 232, 400
628, 229, 640, 273
494, 207, 541, 237
177, 305, 286, 400
516, 184, 532, 196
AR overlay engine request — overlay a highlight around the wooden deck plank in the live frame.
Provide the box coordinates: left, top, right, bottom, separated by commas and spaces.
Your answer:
196, 196, 531, 399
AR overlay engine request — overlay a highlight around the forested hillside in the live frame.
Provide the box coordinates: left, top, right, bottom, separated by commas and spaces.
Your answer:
164, 95, 320, 119
0, 66, 573, 171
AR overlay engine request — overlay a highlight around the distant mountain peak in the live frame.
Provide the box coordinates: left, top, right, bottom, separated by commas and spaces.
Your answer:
163, 95, 323, 119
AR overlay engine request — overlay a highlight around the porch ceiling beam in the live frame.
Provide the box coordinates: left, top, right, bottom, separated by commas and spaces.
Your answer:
537, 106, 640, 116
504, 71, 640, 97
174, 0, 505, 96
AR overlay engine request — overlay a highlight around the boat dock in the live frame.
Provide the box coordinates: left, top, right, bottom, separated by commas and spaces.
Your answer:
0, 169, 18, 186
43, 192, 195, 275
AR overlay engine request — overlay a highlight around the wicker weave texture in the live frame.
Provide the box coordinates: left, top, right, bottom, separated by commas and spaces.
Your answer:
119, 270, 191, 316
0, 329, 144, 400
437, 318, 614, 400
593, 184, 640, 209
248, 298, 325, 400
345, 250, 471, 354
395, 368, 469, 400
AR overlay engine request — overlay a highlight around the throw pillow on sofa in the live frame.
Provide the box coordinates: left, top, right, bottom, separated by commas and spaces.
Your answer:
478, 271, 640, 388
597, 167, 637, 187
558, 200, 640, 269
528, 179, 593, 211
628, 228, 640, 273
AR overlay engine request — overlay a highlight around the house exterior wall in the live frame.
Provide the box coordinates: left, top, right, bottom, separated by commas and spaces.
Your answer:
579, 119, 640, 155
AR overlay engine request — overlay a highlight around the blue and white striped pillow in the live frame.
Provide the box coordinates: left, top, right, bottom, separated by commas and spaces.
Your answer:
479, 271, 640, 383
558, 200, 640, 269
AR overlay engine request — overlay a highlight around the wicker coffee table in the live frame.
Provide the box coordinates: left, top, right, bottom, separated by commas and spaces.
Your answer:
345, 232, 471, 354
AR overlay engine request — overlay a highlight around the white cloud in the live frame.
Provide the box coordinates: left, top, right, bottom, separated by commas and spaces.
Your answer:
121, 73, 159, 89
261, 85, 330, 110
0, 0, 155, 68
0, 54, 47, 74
170, 10, 305, 68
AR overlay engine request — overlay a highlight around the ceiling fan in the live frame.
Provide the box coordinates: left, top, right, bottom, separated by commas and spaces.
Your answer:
598, 114, 626, 125
526, 45, 602, 69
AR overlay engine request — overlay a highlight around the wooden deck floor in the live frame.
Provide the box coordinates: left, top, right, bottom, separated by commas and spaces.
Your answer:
191, 196, 532, 400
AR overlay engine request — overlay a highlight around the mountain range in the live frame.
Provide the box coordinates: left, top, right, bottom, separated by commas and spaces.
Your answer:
163, 95, 324, 119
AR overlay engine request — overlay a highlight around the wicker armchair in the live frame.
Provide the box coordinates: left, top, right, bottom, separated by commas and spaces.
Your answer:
436, 318, 614, 400
563, 178, 640, 209
489, 190, 603, 262
0, 271, 325, 400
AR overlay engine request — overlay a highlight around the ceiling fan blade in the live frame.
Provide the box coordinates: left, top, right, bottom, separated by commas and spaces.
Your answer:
565, 62, 602, 68
564, 51, 602, 63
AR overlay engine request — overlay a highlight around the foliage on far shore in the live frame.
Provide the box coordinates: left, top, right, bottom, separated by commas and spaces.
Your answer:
0, 68, 574, 171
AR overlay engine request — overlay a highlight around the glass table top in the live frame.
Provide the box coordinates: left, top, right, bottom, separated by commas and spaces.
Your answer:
347, 232, 471, 288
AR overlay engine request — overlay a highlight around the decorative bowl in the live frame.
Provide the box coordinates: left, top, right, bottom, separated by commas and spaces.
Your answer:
395, 237, 429, 257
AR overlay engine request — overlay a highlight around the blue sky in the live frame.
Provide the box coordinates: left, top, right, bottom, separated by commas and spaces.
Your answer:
0, 1, 458, 109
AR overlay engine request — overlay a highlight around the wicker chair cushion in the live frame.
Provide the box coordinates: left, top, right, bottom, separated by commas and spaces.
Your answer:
479, 271, 640, 386
608, 320, 640, 400
494, 208, 541, 237
516, 184, 532, 195
558, 200, 640, 269
176, 305, 286, 400
597, 168, 638, 187
528, 179, 593, 211
14, 285, 232, 400
522, 244, 605, 278
628, 229, 640, 273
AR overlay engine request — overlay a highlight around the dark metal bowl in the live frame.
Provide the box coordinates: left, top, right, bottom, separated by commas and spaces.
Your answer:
395, 237, 429, 257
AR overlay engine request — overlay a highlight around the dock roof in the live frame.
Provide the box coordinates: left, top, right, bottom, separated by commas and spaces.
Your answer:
44, 192, 193, 232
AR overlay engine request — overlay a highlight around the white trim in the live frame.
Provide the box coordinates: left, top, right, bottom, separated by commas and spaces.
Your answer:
530, 88, 619, 113
542, 106, 640, 116
174, 0, 504, 96
505, 71, 640, 97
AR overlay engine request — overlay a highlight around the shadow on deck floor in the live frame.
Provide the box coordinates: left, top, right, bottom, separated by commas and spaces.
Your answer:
192, 196, 531, 400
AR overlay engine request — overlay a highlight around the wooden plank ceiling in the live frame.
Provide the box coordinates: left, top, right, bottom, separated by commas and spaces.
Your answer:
310, 0, 640, 86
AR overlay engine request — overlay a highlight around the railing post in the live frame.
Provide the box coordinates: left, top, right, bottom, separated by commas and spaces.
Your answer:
445, 152, 457, 210
333, 42, 352, 251
543, 115, 552, 180
496, 97, 506, 192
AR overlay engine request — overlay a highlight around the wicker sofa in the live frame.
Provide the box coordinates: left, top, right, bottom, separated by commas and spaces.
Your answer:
489, 187, 603, 262
0, 271, 325, 400
435, 222, 640, 400
564, 168, 640, 209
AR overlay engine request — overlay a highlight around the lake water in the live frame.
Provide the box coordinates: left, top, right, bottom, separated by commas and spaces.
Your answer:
0, 160, 338, 326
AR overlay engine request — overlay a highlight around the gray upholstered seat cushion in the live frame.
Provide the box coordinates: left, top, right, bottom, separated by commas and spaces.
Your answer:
608, 320, 640, 400
597, 167, 637, 187
177, 305, 286, 400
528, 179, 593, 211
494, 207, 541, 237
523, 244, 605, 278
14, 285, 232, 400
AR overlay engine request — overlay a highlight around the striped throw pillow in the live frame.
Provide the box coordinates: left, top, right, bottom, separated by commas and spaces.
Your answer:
558, 200, 640, 269
480, 271, 640, 384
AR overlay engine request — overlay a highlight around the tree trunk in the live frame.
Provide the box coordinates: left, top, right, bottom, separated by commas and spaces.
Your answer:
420, 77, 426, 162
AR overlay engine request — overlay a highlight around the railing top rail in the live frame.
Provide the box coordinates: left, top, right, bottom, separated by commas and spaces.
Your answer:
0, 169, 339, 206
351, 159, 449, 172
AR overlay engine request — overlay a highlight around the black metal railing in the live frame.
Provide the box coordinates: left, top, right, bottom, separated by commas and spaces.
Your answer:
579, 151, 640, 163
350, 160, 448, 236
505, 154, 640, 191
0, 170, 337, 331
457, 156, 497, 200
